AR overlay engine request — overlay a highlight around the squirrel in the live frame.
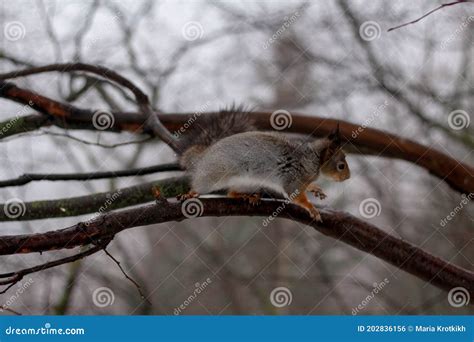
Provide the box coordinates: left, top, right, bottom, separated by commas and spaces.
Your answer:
176, 109, 350, 221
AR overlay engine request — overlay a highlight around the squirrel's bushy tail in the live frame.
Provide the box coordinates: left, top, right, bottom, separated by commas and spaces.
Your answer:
177, 108, 255, 169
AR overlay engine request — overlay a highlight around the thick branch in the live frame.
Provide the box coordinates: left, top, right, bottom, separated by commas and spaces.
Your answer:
0, 176, 188, 221
0, 114, 51, 139
1, 197, 472, 297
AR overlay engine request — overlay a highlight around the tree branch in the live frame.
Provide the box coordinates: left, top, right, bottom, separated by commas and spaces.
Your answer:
0, 63, 180, 153
0, 176, 188, 221
0, 241, 110, 294
103, 248, 150, 304
0, 162, 181, 188
0, 114, 51, 139
33, 130, 153, 148
388, 0, 471, 32
0, 196, 472, 298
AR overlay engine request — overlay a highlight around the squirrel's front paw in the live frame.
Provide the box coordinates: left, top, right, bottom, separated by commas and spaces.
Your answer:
307, 184, 327, 200
312, 190, 327, 200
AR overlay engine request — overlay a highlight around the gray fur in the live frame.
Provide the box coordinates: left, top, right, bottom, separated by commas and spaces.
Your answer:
190, 131, 326, 197
178, 109, 255, 169
178, 108, 256, 155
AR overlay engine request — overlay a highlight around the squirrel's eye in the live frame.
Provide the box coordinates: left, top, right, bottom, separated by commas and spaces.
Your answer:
337, 162, 345, 171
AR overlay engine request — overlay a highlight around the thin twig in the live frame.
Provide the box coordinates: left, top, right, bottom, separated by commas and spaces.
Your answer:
0, 163, 182, 188
0, 242, 110, 294
2, 129, 153, 148
103, 248, 151, 304
388, 0, 470, 32
39, 130, 154, 148
0, 306, 22, 315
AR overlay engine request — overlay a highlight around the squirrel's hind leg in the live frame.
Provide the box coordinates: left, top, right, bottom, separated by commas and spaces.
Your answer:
292, 191, 322, 222
177, 190, 200, 201
227, 190, 261, 206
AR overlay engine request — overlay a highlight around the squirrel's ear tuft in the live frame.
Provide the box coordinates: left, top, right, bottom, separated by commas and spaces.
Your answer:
319, 124, 342, 165
327, 123, 342, 147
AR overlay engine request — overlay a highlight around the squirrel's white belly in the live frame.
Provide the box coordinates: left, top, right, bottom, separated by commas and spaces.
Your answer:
219, 175, 288, 197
